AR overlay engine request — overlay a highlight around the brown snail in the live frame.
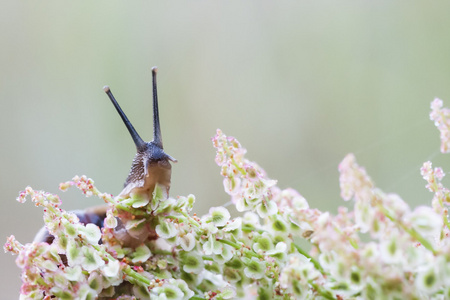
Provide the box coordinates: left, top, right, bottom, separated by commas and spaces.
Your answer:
34, 67, 176, 245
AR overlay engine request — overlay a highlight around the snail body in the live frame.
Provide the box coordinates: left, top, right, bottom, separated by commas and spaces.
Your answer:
34, 67, 176, 246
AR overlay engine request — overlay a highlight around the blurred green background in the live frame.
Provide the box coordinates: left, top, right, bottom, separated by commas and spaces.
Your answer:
2, 1, 450, 297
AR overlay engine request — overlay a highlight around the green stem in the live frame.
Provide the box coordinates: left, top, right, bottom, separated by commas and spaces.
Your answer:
217, 239, 261, 259
231, 160, 246, 175
293, 243, 325, 275
333, 225, 359, 250
153, 249, 173, 256
123, 266, 151, 285
182, 212, 201, 228
436, 195, 450, 231
115, 204, 146, 216
223, 145, 246, 175
36, 277, 49, 288
217, 239, 241, 250
310, 282, 336, 300
242, 225, 265, 234
379, 205, 437, 255
443, 213, 450, 231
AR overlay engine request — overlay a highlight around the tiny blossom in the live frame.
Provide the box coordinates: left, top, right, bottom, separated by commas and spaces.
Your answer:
208, 206, 231, 227
3, 235, 23, 254
256, 198, 278, 218
66, 240, 83, 266
379, 232, 404, 264
223, 217, 242, 232
105, 209, 118, 228
202, 235, 222, 255
213, 244, 234, 264
131, 244, 152, 263
170, 279, 195, 299
243, 257, 266, 279
64, 265, 83, 281
416, 264, 442, 293
265, 242, 287, 261
177, 233, 196, 251
217, 286, 237, 299
101, 259, 121, 277
155, 219, 177, 239
181, 252, 204, 274
78, 223, 102, 244
338, 153, 374, 202
252, 232, 274, 252
242, 211, 261, 227
133, 285, 151, 299
200, 221, 219, 234
223, 177, 241, 195
129, 192, 150, 208
88, 272, 105, 293
152, 284, 184, 300
430, 98, 450, 153
407, 206, 442, 238
82, 246, 105, 271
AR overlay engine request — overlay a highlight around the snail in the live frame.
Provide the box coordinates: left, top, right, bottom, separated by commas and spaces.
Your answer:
34, 67, 176, 246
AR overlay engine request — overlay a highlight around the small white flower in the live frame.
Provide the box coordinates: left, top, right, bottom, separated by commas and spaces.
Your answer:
416, 264, 442, 293
407, 206, 442, 238
88, 272, 104, 293
78, 223, 101, 245
203, 235, 222, 255
243, 257, 266, 279
181, 252, 204, 274
129, 192, 150, 208
177, 233, 196, 251
209, 206, 231, 227
223, 177, 241, 195
266, 242, 287, 261
131, 244, 151, 263
82, 246, 105, 272
256, 199, 278, 218
156, 220, 177, 239
380, 233, 403, 264
243, 212, 260, 227
152, 284, 184, 300
133, 284, 151, 300
213, 244, 234, 264
104, 209, 117, 229
252, 232, 274, 252
218, 286, 237, 299
64, 265, 82, 281
223, 217, 242, 232
66, 240, 83, 266
171, 279, 195, 299
101, 259, 120, 277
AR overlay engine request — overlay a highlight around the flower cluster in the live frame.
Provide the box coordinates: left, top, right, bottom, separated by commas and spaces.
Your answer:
430, 98, 450, 153
5, 99, 450, 299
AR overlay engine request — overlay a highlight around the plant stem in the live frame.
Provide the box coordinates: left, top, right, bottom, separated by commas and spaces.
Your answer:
217, 239, 240, 250
242, 225, 265, 234
310, 281, 336, 300
378, 205, 437, 255
182, 212, 201, 228
123, 266, 150, 285
293, 243, 325, 275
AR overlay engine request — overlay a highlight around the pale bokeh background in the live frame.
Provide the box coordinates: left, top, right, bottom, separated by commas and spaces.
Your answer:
2, 2, 450, 297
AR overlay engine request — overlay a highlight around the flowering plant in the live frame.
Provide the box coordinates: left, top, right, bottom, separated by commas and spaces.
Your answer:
5, 99, 450, 299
